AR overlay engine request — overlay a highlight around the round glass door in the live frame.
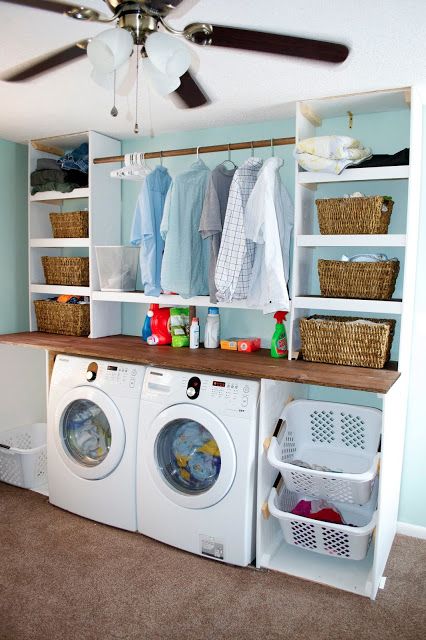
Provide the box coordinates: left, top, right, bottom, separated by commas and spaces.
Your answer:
156, 419, 221, 494
146, 404, 236, 509
62, 399, 111, 467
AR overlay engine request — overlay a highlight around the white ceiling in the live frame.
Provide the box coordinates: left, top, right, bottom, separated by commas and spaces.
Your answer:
0, 0, 425, 144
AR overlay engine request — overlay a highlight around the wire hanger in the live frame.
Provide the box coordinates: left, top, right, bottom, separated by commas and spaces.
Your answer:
219, 143, 237, 169
250, 141, 254, 157
196, 146, 200, 161
159, 150, 163, 166
270, 138, 275, 157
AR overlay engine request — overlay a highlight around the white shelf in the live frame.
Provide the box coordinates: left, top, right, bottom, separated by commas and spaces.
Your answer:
92, 290, 262, 309
297, 234, 406, 247
293, 296, 402, 314
298, 166, 409, 184
30, 238, 90, 248
29, 187, 89, 204
264, 540, 374, 597
31, 284, 90, 296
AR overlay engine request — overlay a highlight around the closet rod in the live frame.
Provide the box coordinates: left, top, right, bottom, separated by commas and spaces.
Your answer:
93, 136, 295, 164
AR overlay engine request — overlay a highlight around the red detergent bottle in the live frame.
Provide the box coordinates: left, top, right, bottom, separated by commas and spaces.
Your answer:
146, 305, 172, 345
270, 311, 288, 358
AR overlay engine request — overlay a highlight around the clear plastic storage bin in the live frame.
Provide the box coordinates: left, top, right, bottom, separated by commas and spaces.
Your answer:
95, 246, 139, 291
268, 480, 378, 561
0, 423, 47, 489
267, 400, 381, 504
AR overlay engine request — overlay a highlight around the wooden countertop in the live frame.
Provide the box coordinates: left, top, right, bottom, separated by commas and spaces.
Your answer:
0, 332, 400, 394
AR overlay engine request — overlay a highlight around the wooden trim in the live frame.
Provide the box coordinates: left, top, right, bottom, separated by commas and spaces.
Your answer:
31, 141, 64, 156
300, 103, 322, 127
0, 333, 400, 394
92, 136, 295, 165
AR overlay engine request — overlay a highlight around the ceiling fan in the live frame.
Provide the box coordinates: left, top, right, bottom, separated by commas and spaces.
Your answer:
1, 0, 349, 109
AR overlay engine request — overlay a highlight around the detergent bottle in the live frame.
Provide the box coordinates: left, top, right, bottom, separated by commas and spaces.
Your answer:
141, 304, 154, 341
146, 305, 172, 345
270, 311, 288, 358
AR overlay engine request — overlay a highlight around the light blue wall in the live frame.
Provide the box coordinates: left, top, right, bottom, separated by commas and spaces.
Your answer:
398, 107, 426, 528
120, 108, 420, 527
0, 140, 28, 333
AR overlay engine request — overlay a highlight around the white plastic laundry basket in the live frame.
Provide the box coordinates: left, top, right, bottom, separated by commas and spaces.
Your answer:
95, 246, 139, 291
0, 423, 47, 489
268, 481, 378, 560
267, 400, 381, 504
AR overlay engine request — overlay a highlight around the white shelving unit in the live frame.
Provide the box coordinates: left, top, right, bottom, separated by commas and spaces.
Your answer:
28, 131, 122, 338
91, 290, 264, 310
256, 87, 423, 599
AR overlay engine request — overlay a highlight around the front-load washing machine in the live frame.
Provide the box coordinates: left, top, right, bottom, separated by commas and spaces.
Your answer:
137, 367, 259, 566
48, 354, 145, 531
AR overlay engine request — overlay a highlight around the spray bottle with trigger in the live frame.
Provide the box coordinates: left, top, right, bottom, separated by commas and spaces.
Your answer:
270, 311, 288, 358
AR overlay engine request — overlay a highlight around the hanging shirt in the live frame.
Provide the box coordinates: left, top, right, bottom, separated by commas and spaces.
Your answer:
160, 160, 211, 298
245, 157, 294, 313
215, 157, 263, 302
130, 165, 171, 296
199, 164, 236, 303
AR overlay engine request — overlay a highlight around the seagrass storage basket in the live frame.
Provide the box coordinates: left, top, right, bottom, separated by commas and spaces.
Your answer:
49, 210, 88, 238
34, 299, 90, 336
299, 315, 396, 368
41, 256, 89, 286
315, 196, 394, 234
318, 259, 400, 300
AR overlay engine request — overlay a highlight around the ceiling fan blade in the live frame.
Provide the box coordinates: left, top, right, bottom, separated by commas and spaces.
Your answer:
192, 24, 349, 64
2, 41, 89, 82
173, 70, 209, 108
1, 0, 105, 21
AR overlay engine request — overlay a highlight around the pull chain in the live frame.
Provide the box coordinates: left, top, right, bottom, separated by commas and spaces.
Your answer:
134, 46, 140, 134
110, 70, 118, 117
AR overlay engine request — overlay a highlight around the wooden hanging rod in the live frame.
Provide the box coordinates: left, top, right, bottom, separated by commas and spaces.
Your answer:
93, 136, 295, 164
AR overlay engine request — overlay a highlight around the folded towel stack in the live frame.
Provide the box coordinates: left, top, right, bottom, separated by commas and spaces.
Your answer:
31, 143, 89, 195
295, 135, 372, 174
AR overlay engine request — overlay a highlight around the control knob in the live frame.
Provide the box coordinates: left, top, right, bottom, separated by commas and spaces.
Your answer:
187, 387, 196, 398
86, 371, 96, 382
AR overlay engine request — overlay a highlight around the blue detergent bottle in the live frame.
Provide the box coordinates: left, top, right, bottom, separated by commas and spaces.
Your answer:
141, 304, 153, 341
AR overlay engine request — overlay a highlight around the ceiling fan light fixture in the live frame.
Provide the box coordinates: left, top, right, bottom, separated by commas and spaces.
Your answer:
87, 27, 134, 74
143, 58, 180, 96
145, 31, 191, 78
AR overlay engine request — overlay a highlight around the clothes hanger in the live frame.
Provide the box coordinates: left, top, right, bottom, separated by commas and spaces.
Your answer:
271, 138, 275, 157
110, 152, 152, 180
218, 143, 237, 170
250, 141, 254, 157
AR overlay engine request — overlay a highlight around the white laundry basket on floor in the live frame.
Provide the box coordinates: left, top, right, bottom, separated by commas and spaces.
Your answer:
268, 480, 378, 560
0, 423, 47, 489
267, 400, 381, 504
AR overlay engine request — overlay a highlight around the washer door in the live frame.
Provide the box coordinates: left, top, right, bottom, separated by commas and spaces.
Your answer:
146, 404, 236, 509
54, 387, 125, 480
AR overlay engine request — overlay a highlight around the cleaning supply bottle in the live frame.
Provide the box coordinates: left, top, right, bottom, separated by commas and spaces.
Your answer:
189, 317, 200, 349
204, 307, 220, 348
141, 304, 154, 341
271, 311, 288, 358
146, 304, 172, 345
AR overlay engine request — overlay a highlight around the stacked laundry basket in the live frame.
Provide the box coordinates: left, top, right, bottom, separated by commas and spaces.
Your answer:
267, 400, 382, 560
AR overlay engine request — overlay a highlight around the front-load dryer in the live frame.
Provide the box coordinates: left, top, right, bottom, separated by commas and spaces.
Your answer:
48, 355, 145, 531
137, 367, 259, 566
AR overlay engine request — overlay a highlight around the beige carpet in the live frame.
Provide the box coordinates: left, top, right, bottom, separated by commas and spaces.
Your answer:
0, 482, 425, 640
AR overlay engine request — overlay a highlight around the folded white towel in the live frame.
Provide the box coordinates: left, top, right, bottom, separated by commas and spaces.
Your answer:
295, 135, 371, 174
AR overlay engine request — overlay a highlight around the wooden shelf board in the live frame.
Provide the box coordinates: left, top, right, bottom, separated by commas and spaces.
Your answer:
293, 296, 402, 314
0, 332, 400, 394
30, 187, 89, 204
298, 166, 409, 184
30, 238, 90, 248
30, 284, 90, 296
92, 290, 263, 309
297, 234, 406, 247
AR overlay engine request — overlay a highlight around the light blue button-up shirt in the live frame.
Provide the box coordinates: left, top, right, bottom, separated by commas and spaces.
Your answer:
130, 165, 171, 296
160, 160, 210, 298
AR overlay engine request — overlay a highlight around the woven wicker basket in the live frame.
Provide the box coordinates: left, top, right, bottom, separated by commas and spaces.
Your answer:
34, 300, 90, 336
316, 196, 394, 234
49, 211, 88, 238
41, 256, 89, 286
318, 259, 400, 300
300, 315, 396, 368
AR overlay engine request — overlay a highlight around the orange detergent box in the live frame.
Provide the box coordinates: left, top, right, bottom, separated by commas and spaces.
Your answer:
237, 337, 261, 352
220, 338, 239, 350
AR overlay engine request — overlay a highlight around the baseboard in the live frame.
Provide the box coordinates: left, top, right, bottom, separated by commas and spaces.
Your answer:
397, 521, 426, 540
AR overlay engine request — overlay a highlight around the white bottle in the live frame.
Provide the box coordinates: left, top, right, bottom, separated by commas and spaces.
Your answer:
189, 317, 200, 349
204, 307, 220, 349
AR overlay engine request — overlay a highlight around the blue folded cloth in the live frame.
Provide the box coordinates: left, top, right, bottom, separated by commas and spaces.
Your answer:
59, 143, 89, 173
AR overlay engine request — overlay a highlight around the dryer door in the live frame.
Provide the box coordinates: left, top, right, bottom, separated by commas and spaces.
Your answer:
54, 386, 125, 480
146, 404, 236, 509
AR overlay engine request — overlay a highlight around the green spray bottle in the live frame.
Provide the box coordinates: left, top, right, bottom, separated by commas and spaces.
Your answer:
270, 311, 288, 358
